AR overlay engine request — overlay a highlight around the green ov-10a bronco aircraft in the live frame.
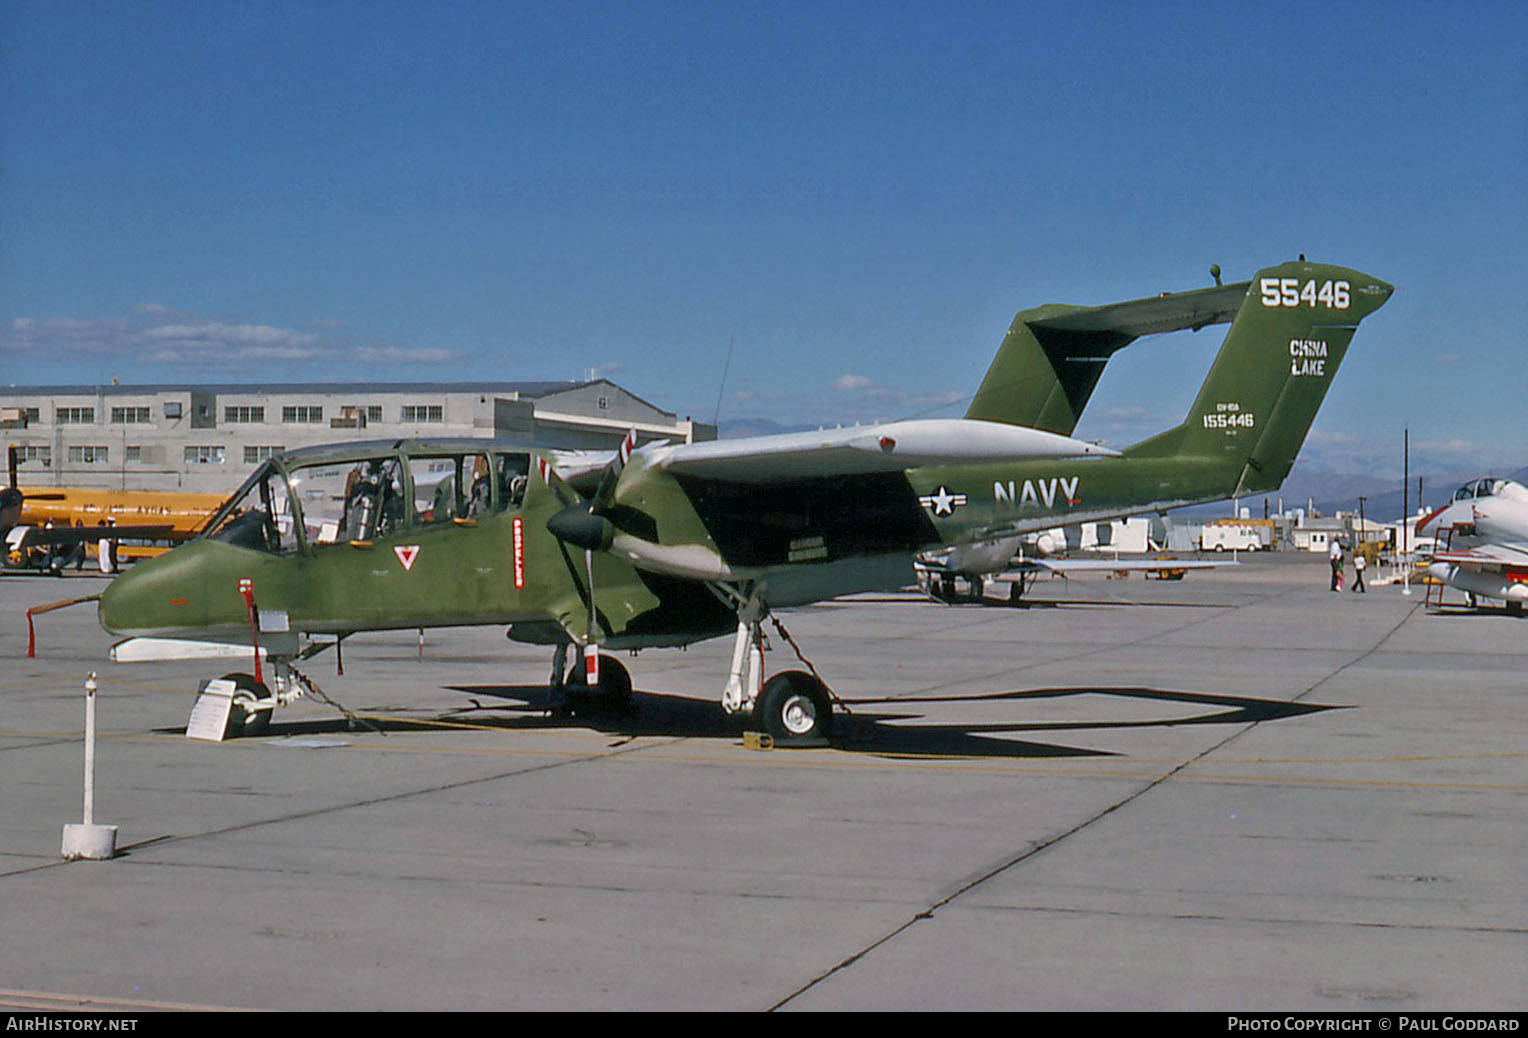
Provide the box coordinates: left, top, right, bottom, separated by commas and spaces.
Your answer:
99, 259, 1391, 743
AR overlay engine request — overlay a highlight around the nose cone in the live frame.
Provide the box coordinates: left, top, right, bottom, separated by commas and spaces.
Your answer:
98, 544, 211, 636
98, 555, 155, 635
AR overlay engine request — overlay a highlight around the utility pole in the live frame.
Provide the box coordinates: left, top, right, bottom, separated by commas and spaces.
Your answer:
1402, 428, 1411, 595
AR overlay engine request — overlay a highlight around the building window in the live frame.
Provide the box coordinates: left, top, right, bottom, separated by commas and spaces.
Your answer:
282, 405, 324, 424
243, 445, 283, 464
184, 445, 225, 465
225, 406, 265, 424
597, 395, 609, 411
401, 405, 443, 423
15, 445, 51, 467
125, 446, 142, 463
366, 405, 382, 424
56, 407, 95, 425
68, 445, 109, 464
164, 401, 183, 419
110, 406, 152, 424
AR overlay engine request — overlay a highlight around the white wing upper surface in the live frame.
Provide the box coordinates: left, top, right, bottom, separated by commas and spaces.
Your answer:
640, 419, 1117, 482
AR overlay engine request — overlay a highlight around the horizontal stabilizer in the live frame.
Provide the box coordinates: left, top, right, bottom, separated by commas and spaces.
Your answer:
967, 279, 1249, 434
1026, 280, 1249, 336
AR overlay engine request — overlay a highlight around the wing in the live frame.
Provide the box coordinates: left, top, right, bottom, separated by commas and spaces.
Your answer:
643, 419, 1116, 481
1428, 543, 1528, 604
7, 524, 176, 551
1432, 543, 1528, 569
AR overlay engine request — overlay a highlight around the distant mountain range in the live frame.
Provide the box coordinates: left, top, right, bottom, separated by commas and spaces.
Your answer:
716, 419, 1525, 524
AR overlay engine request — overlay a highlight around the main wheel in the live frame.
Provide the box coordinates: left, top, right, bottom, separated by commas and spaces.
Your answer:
567, 653, 634, 713
220, 671, 275, 737
756, 670, 833, 744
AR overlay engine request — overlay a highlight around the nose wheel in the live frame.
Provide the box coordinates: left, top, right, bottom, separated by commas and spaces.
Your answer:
220, 672, 276, 737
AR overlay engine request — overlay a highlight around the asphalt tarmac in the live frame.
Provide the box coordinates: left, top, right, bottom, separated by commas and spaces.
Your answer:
1, 554, 1523, 1011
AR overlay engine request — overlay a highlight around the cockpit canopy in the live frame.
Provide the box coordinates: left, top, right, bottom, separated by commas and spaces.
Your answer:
203, 440, 533, 554
1452, 477, 1528, 504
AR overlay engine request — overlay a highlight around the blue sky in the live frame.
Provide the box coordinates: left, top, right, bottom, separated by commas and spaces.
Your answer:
3, 1, 1524, 477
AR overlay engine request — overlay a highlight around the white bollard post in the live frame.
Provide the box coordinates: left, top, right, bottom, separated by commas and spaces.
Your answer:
61, 673, 117, 861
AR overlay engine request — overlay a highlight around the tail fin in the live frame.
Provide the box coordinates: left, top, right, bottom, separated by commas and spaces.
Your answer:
1123, 260, 1393, 494
967, 280, 1247, 434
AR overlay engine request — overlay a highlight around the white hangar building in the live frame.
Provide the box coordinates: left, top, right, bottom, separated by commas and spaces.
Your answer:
1, 380, 714, 493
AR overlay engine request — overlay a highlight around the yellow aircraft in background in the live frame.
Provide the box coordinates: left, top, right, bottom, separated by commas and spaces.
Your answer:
4, 446, 226, 572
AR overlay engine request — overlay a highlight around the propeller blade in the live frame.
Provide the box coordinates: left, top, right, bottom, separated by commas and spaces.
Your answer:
535, 454, 578, 508
584, 546, 600, 686
546, 432, 637, 688
589, 428, 637, 516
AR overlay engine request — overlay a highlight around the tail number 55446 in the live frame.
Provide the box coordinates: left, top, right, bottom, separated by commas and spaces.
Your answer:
1260, 278, 1349, 309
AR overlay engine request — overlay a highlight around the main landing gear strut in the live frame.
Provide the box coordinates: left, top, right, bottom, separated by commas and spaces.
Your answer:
546, 587, 840, 746
718, 589, 837, 745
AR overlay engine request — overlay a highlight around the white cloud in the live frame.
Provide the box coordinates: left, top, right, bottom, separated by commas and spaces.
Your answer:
355, 345, 461, 364
145, 322, 320, 350
0, 305, 459, 377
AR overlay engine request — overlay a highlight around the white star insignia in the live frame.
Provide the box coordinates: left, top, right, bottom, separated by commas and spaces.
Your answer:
920, 485, 967, 517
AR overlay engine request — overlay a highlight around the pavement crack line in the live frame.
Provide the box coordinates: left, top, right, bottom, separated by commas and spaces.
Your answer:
769, 594, 1426, 1011
0, 736, 684, 881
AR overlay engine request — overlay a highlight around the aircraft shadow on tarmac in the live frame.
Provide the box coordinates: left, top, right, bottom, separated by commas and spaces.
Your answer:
241, 683, 1340, 761
841, 592, 1231, 611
